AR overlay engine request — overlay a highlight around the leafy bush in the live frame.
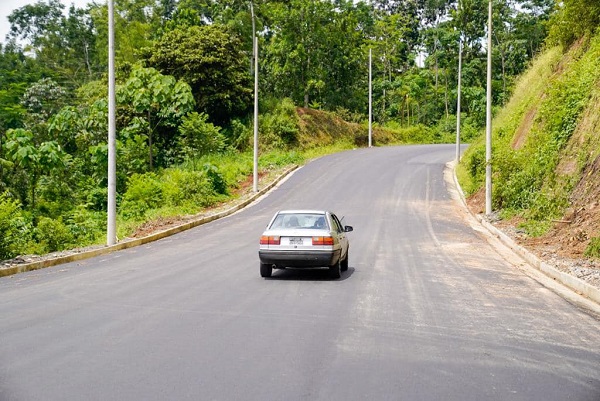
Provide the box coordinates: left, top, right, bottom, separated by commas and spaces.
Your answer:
160, 168, 213, 208
65, 206, 106, 245
202, 163, 228, 195
228, 118, 252, 151
431, 118, 458, 143
192, 151, 253, 187
382, 122, 433, 144
547, 2, 600, 48
34, 216, 74, 253
459, 120, 480, 143
334, 107, 364, 124
260, 98, 299, 149
120, 173, 164, 219
119, 119, 151, 174
0, 192, 31, 259
177, 112, 227, 160
462, 146, 486, 194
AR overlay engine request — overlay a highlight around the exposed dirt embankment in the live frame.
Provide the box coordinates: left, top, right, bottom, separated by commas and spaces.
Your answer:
467, 86, 600, 290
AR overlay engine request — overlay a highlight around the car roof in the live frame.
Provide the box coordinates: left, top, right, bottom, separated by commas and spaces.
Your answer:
277, 210, 328, 215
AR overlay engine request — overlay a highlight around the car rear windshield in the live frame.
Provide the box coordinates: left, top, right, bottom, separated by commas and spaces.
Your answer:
270, 213, 329, 230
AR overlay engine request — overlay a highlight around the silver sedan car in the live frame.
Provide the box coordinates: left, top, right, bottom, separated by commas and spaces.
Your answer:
258, 210, 353, 279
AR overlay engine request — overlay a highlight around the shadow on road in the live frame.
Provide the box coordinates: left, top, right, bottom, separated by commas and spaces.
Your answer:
265, 267, 355, 282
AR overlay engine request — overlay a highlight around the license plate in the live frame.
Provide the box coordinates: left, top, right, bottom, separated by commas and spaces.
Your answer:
289, 237, 303, 245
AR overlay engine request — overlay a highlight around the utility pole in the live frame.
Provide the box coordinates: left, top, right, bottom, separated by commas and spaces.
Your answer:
250, 1, 256, 75
107, 0, 116, 245
368, 48, 372, 148
456, 34, 462, 163
456, 0, 463, 164
251, 1, 259, 193
485, 0, 493, 216
253, 37, 259, 193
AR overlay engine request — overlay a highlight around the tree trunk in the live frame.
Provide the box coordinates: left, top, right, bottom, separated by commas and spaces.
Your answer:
444, 70, 449, 119
148, 111, 153, 170
84, 42, 92, 76
304, 54, 310, 108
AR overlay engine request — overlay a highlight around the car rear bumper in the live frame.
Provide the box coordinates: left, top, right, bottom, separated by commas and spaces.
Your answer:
259, 249, 340, 268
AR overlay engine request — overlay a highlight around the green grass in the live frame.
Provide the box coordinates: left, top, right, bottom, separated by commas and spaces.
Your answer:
585, 237, 600, 259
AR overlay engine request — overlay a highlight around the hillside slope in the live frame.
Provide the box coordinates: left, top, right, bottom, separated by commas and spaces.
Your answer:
295, 107, 438, 149
458, 34, 600, 283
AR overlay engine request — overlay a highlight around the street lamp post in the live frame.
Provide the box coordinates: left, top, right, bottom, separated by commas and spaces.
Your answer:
251, 1, 259, 193
485, 0, 493, 216
456, 34, 462, 163
107, 0, 116, 245
253, 36, 258, 193
368, 48, 372, 148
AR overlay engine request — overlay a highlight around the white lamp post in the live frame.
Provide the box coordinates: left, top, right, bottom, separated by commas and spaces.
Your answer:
456, 33, 462, 163
368, 48, 372, 148
251, 1, 259, 193
107, 0, 116, 245
485, 0, 493, 216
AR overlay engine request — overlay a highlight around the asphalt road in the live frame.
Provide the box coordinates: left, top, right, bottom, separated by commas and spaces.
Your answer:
1, 144, 599, 401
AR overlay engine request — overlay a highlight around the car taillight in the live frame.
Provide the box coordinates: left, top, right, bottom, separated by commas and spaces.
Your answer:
312, 236, 334, 246
260, 236, 280, 245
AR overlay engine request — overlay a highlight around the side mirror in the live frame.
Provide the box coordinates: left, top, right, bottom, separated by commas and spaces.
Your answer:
344, 226, 353, 232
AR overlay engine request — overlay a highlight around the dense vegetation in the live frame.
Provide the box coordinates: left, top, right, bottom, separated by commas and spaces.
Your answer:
458, 0, 600, 256
0, 0, 575, 259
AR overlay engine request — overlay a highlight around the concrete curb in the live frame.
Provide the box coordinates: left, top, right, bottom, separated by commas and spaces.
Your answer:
0, 165, 299, 278
447, 161, 600, 306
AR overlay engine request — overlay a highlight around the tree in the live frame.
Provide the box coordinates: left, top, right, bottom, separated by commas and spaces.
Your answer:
21, 78, 68, 129
262, 0, 333, 108
89, 0, 158, 68
7, 0, 64, 53
176, 112, 226, 162
547, 0, 600, 47
117, 64, 195, 170
0, 41, 54, 132
513, 0, 553, 58
0, 191, 30, 260
8, 0, 99, 85
3, 128, 68, 208
146, 24, 252, 126
263, 0, 372, 111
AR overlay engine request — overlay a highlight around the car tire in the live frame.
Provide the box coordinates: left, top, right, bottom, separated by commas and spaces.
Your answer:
329, 259, 341, 279
341, 252, 349, 272
260, 263, 272, 278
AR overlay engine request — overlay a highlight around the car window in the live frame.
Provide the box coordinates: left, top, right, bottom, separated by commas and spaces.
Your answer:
270, 213, 329, 230
331, 214, 343, 232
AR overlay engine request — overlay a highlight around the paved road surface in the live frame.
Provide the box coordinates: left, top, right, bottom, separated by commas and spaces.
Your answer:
1, 145, 599, 401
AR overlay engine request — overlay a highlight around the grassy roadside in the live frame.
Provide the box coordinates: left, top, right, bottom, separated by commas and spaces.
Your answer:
457, 33, 600, 258
117, 138, 395, 241
1, 97, 447, 263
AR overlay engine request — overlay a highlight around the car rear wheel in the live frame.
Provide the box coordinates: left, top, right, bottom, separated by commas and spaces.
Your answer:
329, 259, 341, 279
260, 263, 272, 278
341, 252, 349, 272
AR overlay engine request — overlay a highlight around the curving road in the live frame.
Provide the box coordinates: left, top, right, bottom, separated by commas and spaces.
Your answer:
1, 145, 599, 401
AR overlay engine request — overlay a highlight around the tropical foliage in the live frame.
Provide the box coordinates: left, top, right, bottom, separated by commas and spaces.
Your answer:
1, 0, 592, 259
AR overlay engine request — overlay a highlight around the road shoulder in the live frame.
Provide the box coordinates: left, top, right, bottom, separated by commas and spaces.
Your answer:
445, 161, 600, 317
